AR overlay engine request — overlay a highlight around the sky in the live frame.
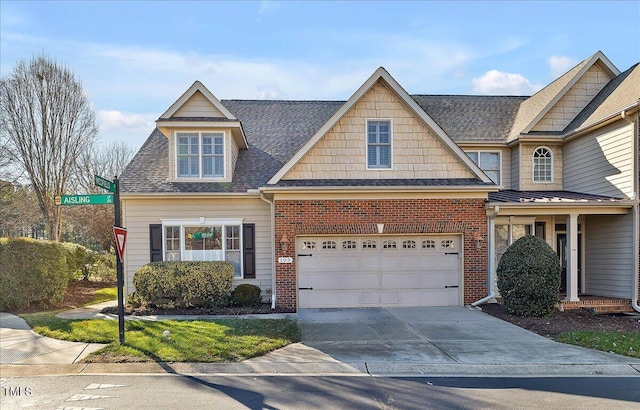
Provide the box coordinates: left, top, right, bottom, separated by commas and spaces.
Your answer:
1, 1, 639, 151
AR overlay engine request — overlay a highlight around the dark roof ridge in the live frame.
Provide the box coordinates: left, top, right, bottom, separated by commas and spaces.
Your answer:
411, 94, 531, 98
221, 99, 346, 103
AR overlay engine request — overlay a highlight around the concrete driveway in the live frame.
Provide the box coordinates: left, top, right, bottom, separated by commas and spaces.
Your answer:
298, 307, 639, 376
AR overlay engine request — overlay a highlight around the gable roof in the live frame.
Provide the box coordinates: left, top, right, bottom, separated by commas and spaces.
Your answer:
268, 67, 492, 184
565, 63, 640, 132
159, 80, 236, 120
508, 51, 620, 141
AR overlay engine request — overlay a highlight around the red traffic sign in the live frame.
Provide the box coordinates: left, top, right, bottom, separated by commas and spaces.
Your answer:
113, 226, 127, 262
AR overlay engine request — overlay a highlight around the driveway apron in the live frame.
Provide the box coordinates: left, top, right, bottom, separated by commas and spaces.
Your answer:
297, 307, 634, 374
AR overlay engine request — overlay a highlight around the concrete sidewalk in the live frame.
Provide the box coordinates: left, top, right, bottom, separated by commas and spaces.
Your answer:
0, 313, 105, 365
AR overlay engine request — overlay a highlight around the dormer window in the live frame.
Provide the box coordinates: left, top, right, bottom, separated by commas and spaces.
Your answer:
176, 132, 224, 178
533, 146, 553, 183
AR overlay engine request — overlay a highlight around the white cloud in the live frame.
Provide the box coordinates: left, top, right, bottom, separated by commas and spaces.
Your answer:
258, 1, 282, 15
548, 55, 577, 78
472, 70, 542, 95
96, 110, 156, 147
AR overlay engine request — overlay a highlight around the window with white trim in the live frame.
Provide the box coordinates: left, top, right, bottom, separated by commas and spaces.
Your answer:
162, 221, 243, 277
466, 151, 501, 184
532, 147, 553, 183
367, 120, 391, 169
176, 132, 224, 178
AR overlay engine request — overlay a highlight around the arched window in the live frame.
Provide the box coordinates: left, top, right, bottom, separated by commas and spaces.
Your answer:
533, 147, 553, 183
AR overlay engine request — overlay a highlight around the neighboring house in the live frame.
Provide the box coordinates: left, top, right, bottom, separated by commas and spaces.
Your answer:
120, 51, 639, 313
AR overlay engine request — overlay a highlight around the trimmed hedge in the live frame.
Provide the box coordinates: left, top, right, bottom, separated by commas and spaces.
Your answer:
61, 242, 116, 282
496, 235, 561, 317
133, 261, 234, 308
0, 237, 72, 310
232, 284, 262, 307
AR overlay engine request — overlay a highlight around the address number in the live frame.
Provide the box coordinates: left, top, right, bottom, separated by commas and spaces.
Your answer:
278, 257, 293, 264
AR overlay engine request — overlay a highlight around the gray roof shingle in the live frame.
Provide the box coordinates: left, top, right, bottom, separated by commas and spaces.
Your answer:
412, 95, 526, 142
488, 190, 624, 203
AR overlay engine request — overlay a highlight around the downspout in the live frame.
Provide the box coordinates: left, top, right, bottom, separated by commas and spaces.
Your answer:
622, 109, 640, 312
259, 191, 277, 310
472, 205, 499, 307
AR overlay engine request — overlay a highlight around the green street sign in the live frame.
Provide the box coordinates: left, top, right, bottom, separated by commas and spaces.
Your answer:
58, 194, 114, 206
94, 175, 116, 193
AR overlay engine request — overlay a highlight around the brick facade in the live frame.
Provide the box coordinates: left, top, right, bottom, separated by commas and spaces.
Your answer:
274, 198, 488, 310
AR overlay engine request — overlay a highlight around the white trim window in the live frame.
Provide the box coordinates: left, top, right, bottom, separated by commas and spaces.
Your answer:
162, 219, 243, 277
176, 132, 224, 178
367, 119, 392, 169
466, 151, 501, 185
532, 146, 553, 183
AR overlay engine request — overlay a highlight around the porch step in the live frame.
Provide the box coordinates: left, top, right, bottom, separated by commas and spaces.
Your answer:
584, 305, 634, 315
558, 298, 632, 314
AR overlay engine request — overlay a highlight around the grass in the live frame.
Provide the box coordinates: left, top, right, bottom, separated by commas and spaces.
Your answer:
83, 287, 117, 306
556, 331, 640, 358
21, 311, 301, 363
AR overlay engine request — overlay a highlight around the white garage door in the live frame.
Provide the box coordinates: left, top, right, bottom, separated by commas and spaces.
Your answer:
297, 235, 461, 308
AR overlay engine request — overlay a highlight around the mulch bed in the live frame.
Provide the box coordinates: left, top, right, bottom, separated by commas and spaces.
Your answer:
480, 302, 640, 338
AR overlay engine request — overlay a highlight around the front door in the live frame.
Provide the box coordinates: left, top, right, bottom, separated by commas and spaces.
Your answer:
556, 233, 582, 293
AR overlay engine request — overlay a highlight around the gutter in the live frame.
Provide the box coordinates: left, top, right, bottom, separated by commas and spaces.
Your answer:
255, 189, 277, 310
472, 205, 499, 307
259, 185, 499, 194
621, 109, 640, 313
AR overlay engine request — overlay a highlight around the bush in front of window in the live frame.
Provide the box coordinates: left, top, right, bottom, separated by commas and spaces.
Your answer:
133, 261, 234, 308
0, 237, 74, 310
496, 235, 561, 317
231, 284, 262, 307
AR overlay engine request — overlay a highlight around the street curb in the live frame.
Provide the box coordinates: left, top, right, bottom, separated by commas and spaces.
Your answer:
3, 362, 639, 378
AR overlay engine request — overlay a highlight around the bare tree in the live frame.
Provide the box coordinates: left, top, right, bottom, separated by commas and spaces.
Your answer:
74, 141, 135, 193
65, 141, 134, 250
0, 55, 98, 241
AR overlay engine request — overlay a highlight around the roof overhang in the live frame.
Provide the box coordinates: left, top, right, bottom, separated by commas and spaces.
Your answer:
120, 191, 262, 200
261, 185, 498, 194
155, 120, 248, 150
486, 200, 634, 216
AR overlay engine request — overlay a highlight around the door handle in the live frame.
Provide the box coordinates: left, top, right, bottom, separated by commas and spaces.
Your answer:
445, 285, 459, 288
299, 287, 314, 290
297, 254, 313, 257
444, 252, 459, 255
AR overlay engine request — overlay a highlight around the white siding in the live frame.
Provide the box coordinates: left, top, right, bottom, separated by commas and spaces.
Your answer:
564, 121, 633, 198
174, 91, 226, 118
584, 213, 633, 298
511, 146, 520, 190
122, 197, 272, 297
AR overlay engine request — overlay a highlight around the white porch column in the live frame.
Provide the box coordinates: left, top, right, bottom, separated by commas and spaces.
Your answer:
565, 214, 580, 302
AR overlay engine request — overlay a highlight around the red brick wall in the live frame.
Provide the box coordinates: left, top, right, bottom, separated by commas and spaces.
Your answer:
274, 198, 488, 311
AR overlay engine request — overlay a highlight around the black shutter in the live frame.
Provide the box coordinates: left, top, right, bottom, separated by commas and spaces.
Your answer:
243, 223, 256, 279
149, 224, 163, 262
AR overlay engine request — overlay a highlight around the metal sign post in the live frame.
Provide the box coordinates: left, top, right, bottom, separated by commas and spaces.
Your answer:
113, 176, 125, 345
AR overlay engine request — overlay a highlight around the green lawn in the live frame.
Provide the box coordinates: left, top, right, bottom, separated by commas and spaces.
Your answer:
21, 312, 300, 363
556, 331, 639, 358
84, 287, 117, 306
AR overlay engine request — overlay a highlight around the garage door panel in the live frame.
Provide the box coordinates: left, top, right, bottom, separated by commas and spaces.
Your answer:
297, 236, 461, 308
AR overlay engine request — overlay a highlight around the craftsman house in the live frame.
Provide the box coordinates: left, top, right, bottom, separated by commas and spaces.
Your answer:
120, 51, 639, 313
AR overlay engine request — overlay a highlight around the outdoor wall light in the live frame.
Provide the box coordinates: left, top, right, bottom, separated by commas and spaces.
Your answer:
474, 233, 484, 250
280, 234, 290, 251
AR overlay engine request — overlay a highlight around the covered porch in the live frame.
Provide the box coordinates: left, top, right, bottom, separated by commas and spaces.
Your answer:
486, 191, 634, 312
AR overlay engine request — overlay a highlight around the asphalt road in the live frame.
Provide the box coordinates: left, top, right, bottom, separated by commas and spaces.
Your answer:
2, 375, 639, 409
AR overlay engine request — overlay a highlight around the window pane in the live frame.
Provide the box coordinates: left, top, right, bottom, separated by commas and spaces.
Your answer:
184, 226, 222, 261
165, 226, 181, 261
467, 152, 478, 164
226, 226, 240, 250
480, 152, 499, 170
189, 157, 199, 176
202, 137, 212, 155
226, 250, 241, 277
486, 170, 500, 185
214, 137, 224, 155
214, 157, 224, 176
378, 146, 390, 166
202, 157, 213, 176
367, 145, 377, 166
190, 137, 199, 154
